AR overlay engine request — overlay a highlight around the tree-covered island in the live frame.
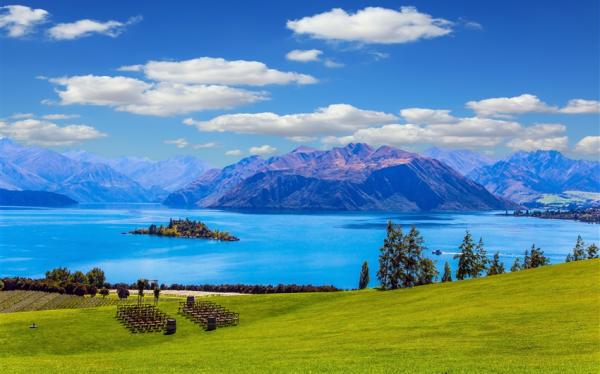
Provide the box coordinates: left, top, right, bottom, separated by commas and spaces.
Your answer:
130, 218, 239, 241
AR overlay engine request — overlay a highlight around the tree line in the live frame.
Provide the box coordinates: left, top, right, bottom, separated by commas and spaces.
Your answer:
357, 221, 598, 290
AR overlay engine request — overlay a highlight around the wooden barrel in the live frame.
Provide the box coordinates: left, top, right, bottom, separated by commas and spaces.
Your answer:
165, 319, 176, 335
186, 296, 195, 306
206, 316, 216, 331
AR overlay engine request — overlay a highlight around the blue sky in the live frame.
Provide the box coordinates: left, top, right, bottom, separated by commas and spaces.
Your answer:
0, 0, 598, 166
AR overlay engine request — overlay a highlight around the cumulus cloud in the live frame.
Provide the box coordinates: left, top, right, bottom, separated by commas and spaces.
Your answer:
287, 6, 452, 44
249, 144, 277, 156
506, 124, 568, 152
286, 49, 322, 62
118, 57, 317, 86
0, 5, 48, 38
466, 94, 556, 118
323, 116, 525, 149
400, 108, 456, 124
0, 118, 105, 146
164, 138, 188, 148
287, 136, 317, 143
225, 149, 243, 156
47, 75, 267, 116
47, 16, 141, 40
323, 59, 344, 68
183, 104, 397, 136
573, 136, 600, 156
559, 99, 600, 114
10, 112, 34, 119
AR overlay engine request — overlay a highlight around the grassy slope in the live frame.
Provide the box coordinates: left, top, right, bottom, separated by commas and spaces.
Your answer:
0, 260, 598, 373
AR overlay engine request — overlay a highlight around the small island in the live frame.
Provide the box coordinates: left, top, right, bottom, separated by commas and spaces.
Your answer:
130, 218, 239, 241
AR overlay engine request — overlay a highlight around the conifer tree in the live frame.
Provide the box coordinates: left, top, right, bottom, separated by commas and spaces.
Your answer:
487, 252, 505, 275
474, 237, 488, 277
403, 225, 425, 287
378, 221, 402, 290
567, 235, 587, 261
358, 261, 370, 289
441, 261, 452, 282
510, 257, 522, 272
454, 231, 477, 280
587, 243, 599, 259
523, 250, 531, 269
418, 258, 438, 285
527, 245, 550, 268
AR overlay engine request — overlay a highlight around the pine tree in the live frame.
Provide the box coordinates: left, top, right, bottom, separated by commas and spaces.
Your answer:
378, 221, 403, 290
587, 243, 599, 259
487, 252, 505, 275
454, 231, 477, 280
474, 237, 488, 278
418, 258, 438, 285
510, 257, 522, 272
567, 235, 587, 261
403, 225, 425, 287
528, 245, 550, 268
358, 261, 370, 289
441, 261, 452, 282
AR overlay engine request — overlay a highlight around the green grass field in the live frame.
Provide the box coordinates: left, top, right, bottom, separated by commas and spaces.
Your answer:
1, 260, 598, 373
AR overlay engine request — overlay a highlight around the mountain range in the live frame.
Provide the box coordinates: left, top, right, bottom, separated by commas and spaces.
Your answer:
164, 143, 516, 211
0, 188, 77, 207
0, 138, 209, 203
468, 150, 600, 204
423, 147, 495, 175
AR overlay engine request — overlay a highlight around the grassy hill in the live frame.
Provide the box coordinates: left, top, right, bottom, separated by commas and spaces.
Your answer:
1, 260, 598, 373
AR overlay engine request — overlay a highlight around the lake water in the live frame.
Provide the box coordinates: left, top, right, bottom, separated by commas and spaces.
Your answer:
0, 204, 598, 289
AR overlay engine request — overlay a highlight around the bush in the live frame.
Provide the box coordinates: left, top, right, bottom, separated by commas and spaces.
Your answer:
88, 285, 98, 297
99, 288, 109, 298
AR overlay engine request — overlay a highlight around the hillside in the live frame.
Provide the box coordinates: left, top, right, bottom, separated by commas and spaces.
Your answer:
1, 260, 598, 373
469, 150, 600, 205
423, 147, 495, 175
165, 143, 515, 211
0, 188, 77, 207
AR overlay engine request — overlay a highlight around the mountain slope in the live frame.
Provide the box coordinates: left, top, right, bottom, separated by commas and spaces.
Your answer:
0, 139, 154, 203
424, 147, 495, 175
63, 151, 210, 192
468, 150, 600, 204
165, 143, 515, 211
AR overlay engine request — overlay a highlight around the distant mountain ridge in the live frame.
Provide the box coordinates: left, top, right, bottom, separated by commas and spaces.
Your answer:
423, 147, 495, 175
468, 150, 600, 204
165, 143, 516, 211
0, 138, 209, 203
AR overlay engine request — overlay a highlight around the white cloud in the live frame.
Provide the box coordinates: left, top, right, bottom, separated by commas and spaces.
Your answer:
225, 149, 243, 156
560, 99, 600, 114
573, 136, 600, 156
287, 136, 317, 143
286, 49, 322, 62
164, 138, 188, 148
400, 108, 456, 124
193, 142, 217, 149
183, 104, 397, 136
48, 16, 141, 40
249, 144, 277, 156
324, 59, 344, 68
287, 6, 452, 44
323, 116, 524, 149
0, 5, 48, 38
466, 94, 556, 117
118, 56, 317, 86
47, 75, 267, 116
41, 114, 80, 120
0, 118, 105, 146
10, 112, 34, 119
506, 124, 568, 152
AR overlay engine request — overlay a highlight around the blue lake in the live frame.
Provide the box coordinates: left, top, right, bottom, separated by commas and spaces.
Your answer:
0, 204, 598, 289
